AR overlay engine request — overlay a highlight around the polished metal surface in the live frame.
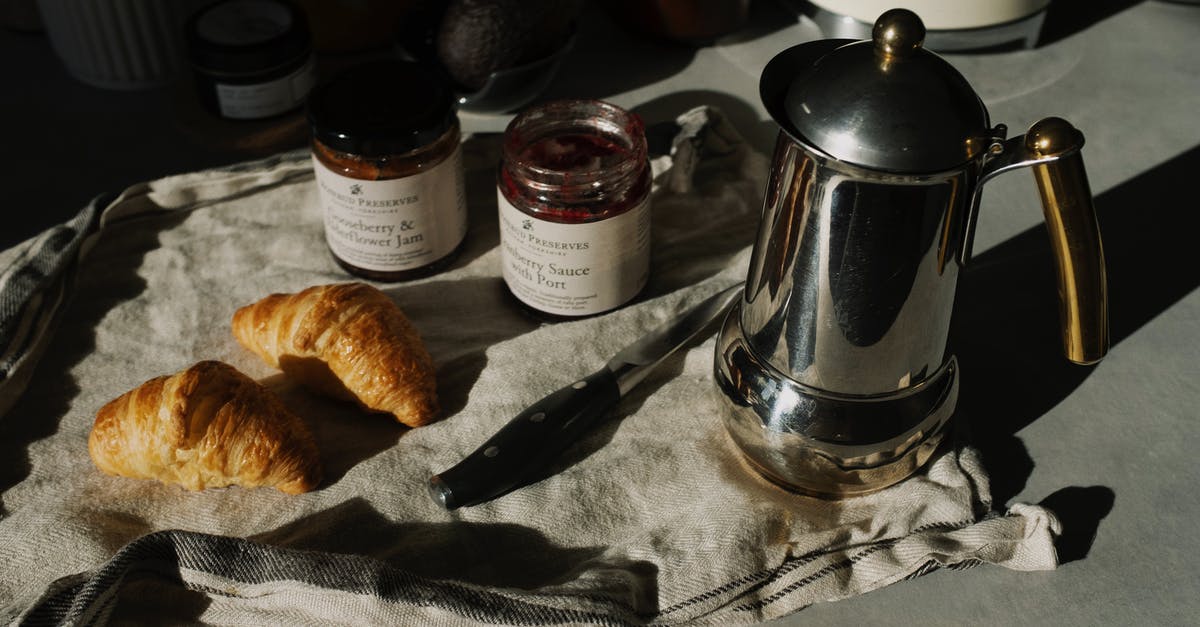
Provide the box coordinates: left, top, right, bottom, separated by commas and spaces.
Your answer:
719, 10, 1110, 496
960, 118, 1109, 364
803, 2, 1049, 52
1025, 118, 1109, 364
779, 10, 989, 173
714, 303, 957, 497
871, 8, 926, 57
740, 132, 973, 395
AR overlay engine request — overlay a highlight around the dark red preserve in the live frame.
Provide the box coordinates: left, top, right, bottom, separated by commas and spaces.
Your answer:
497, 99, 652, 318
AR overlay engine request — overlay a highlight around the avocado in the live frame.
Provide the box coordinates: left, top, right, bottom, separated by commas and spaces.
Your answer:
436, 0, 579, 91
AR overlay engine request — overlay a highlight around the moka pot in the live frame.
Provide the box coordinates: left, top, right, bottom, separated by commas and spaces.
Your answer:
714, 9, 1109, 497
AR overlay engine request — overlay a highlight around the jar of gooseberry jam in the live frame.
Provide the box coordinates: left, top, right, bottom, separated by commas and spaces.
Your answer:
497, 99, 652, 319
308, 60, 468, 282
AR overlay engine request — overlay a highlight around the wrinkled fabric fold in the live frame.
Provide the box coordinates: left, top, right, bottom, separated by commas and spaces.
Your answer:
1, 107, 1060, 626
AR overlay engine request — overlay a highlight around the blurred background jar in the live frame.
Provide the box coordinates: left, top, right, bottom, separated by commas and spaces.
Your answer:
186, 0, 316, 121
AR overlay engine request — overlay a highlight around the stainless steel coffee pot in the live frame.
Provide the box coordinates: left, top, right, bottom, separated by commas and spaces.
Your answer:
714, 9, 1108, 496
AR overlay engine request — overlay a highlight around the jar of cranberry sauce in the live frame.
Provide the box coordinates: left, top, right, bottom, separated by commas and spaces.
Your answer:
497, 99, 652, 319
308, 60, 468, 281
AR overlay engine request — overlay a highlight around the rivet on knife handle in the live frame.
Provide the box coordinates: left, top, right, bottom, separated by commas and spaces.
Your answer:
428, 285, 742, 510
429, 368, 621, 510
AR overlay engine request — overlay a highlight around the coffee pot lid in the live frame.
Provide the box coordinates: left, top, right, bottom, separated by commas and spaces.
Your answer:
780, 9, 990, 173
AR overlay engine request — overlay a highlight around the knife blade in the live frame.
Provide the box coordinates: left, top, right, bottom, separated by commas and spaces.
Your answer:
428, 284, 743, 510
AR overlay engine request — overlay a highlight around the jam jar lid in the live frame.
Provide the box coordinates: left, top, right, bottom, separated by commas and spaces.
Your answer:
777, 9, 990, 173
187, 0, 312, 76
307, 60, 456, 157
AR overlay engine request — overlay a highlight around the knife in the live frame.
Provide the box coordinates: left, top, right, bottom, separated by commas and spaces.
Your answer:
429, 284, 743, 510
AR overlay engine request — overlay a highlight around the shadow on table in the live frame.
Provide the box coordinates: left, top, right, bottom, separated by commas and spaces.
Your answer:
509, 306, 730, 500
1038, 0, 1146, 47
1040, 485, 1116, 564
107, 577, 214, 625
540, 4, 696, 103
255, 497, 659, 611
0, 167, 316, 510
951, 143, 1200, 556
384, 277, 542, 418
0, 204, 188, 512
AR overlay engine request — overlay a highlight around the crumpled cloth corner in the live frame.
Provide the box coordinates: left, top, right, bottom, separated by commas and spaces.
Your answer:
2, 106, 1061, 626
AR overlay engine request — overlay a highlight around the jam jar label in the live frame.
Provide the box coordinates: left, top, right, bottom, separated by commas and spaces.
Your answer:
497, 193, 651, 316
216, 56, 317, 120
314, 146, 467, 273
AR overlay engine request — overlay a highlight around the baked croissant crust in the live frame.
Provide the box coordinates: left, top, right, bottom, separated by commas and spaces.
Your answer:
88, 360, 321, 494
231, 282, 439, 427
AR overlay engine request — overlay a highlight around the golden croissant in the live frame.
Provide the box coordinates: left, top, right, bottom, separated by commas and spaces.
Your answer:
88, 360, 322, 494
232, 282, 439, 427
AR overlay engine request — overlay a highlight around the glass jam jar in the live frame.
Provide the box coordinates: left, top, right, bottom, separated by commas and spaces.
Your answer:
187, 0, 317, 121
497, 99, 652, 319
308, 60, 468, 281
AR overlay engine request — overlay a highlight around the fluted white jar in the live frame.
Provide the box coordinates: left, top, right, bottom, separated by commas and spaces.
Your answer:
37, 0, 207, 89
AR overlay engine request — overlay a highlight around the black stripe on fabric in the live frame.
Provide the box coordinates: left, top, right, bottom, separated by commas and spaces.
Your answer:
657, 570, 773, 617
904, 560, 942, 580
16, 477, 988, 624
21, 530, 647, 627
731, 544, 891, 614
0, 245, 56, 349
728, 518, 977, 614
658, 541, 835, 617
14, 446, 985, 624
0, 199, 102, 378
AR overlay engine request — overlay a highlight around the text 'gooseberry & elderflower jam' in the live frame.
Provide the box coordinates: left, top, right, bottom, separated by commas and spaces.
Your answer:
307, 60, 468, 281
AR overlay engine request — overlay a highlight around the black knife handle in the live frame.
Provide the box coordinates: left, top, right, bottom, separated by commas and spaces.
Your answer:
429, 368, 621, 510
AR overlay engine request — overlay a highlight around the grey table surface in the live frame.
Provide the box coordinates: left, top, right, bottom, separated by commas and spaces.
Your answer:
1, 1, 1197, 624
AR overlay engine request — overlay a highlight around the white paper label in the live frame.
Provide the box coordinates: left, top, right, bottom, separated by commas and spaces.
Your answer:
498, 191, 650, 316
215, 55, 316, 120
314, 146, 467, 273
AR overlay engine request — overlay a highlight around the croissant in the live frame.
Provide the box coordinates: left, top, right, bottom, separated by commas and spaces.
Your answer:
231, 282, 439, 427
88, 360, 322, 494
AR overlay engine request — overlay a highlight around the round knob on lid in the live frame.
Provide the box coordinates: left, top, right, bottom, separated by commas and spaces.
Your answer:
872, 8, 926, 57
1025, 117, 1085, 158
773, 9, 987, 172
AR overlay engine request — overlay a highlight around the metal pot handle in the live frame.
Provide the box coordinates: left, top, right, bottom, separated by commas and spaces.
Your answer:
963, 117, 1109, 365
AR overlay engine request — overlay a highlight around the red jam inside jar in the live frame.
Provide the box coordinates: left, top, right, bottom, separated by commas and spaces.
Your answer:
521, 134, 628, 170
497, 100, 652, 319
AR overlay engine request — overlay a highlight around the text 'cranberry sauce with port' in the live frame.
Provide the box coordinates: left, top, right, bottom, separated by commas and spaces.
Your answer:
308, 60, 468, 282
498, 99, 652, 318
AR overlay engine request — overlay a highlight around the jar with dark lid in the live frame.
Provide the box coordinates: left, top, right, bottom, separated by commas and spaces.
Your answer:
497, 99, 651, 319
187, 0, 317, 121
308, 60, 468, 282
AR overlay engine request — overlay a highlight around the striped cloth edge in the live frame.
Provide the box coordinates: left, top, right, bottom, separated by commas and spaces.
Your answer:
0, 125, 1060, 626
0, 196, 105, 420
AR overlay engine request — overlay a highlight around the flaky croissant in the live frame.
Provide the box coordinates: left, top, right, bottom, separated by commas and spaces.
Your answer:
89, 360, 322, 494
231, 282, 439, 427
